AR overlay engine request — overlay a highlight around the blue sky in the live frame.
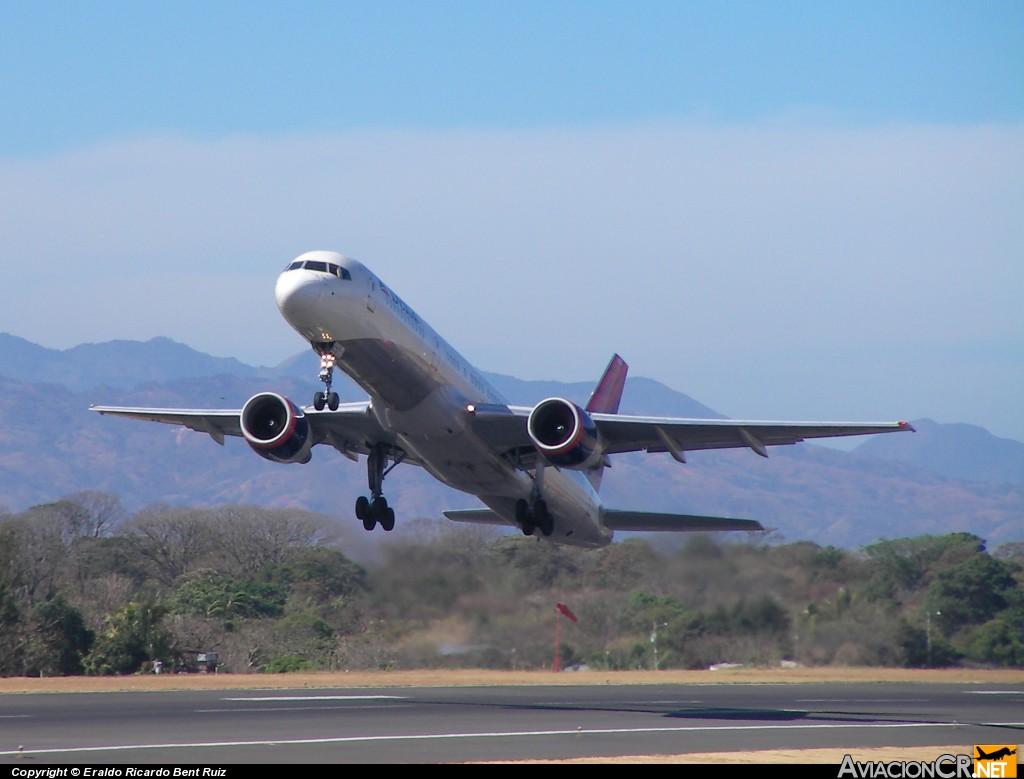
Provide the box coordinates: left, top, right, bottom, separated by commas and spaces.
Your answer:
2, 2, 1022, 440
4, 1, 1021, 153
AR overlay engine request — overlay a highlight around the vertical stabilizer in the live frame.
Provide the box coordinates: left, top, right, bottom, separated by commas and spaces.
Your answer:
584, 354, 628, 492
586, 354, 628, 414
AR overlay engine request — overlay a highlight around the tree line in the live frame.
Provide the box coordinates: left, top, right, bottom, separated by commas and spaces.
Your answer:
0, 492, 1021, 676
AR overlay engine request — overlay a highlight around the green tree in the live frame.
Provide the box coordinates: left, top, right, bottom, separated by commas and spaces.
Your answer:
928, 554, 1017, 636
966, 616, 1024, 667
260, 613, 336, 671
862, 534, 986, 602
86, 599, 176, 675
23, 596, 94, 676
260, 547, 367, 604
173, 575, 286, 619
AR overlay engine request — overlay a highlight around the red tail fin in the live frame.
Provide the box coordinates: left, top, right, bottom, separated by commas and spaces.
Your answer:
586, 354, 628, 414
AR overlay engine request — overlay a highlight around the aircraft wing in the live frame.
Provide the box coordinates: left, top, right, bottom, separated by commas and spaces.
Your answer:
590, 414, 914, 458
90, 401, 406, 460
90, 406, 245, 444
468, 404, 913, 461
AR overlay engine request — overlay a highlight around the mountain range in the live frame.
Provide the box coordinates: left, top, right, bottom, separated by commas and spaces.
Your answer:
0, 332, 1021, 549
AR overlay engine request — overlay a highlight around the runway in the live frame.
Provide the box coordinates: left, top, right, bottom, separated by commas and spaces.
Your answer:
1, 682, 1021, 764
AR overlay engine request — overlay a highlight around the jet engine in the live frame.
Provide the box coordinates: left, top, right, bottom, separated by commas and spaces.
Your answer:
240, 392, 313, 464
527, 398, 606, 470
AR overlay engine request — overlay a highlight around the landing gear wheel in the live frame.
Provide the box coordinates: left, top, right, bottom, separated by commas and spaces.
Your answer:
313, 391, 326, 411
327, 392, 340, 411
357, 444, 406, 533
359, 496, 392, 532
355, 495, 370, 521
515, 499, 529, 524
515, 499, 534, 536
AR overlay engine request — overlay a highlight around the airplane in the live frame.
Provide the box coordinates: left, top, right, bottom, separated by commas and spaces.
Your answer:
976, 747, 1016, 761
92, 250, 914, 549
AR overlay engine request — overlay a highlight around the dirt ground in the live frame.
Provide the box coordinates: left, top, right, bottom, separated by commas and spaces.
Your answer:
3, 668, 1019, 764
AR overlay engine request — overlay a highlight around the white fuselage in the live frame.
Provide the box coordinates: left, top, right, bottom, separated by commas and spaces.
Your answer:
275, 250, 612, 547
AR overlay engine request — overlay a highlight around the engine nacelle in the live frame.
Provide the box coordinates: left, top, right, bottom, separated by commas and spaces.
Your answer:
527, 397, 606, 470
240, 392, 313, 464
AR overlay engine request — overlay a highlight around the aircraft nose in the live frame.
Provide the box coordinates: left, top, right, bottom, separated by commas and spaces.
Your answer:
275, 269, 325, 321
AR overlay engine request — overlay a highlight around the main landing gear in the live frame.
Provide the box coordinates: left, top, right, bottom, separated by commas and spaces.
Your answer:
356, 494, 394, 532
515, 498, 553, 537
355, 443, 403, 532
313, 351, 340, 411
515, 461, 553, 537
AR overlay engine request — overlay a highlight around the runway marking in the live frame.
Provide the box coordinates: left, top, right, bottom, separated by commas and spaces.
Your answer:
797, 699, 929, 703
4, 721, 1022, 758
197, 704, 415, 713
963, 691, 1022, 695
222, 695, 408, 701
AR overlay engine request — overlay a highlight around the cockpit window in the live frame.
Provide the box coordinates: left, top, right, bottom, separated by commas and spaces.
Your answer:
282, 260, 352, 280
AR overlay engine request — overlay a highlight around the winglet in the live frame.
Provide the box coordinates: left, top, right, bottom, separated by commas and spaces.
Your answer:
586, 354, 628, 414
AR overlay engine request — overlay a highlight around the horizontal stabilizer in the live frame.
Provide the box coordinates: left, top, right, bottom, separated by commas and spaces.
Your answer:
603, 510, 764, 533
443, 509, 508, 526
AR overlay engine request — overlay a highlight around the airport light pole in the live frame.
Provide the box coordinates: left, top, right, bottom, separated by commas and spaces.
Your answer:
651, 622, 667, 671
926, 609, 941, 666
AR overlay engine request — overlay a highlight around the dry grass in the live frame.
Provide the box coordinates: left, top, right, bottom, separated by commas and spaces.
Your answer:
2, 666, 1022, 694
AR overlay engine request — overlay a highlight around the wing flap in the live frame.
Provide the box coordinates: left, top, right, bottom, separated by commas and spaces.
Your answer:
603, 510, 764, 533
464, 403, 533, 452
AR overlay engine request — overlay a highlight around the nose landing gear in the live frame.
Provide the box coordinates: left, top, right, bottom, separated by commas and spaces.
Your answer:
313, 351, 340, 411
